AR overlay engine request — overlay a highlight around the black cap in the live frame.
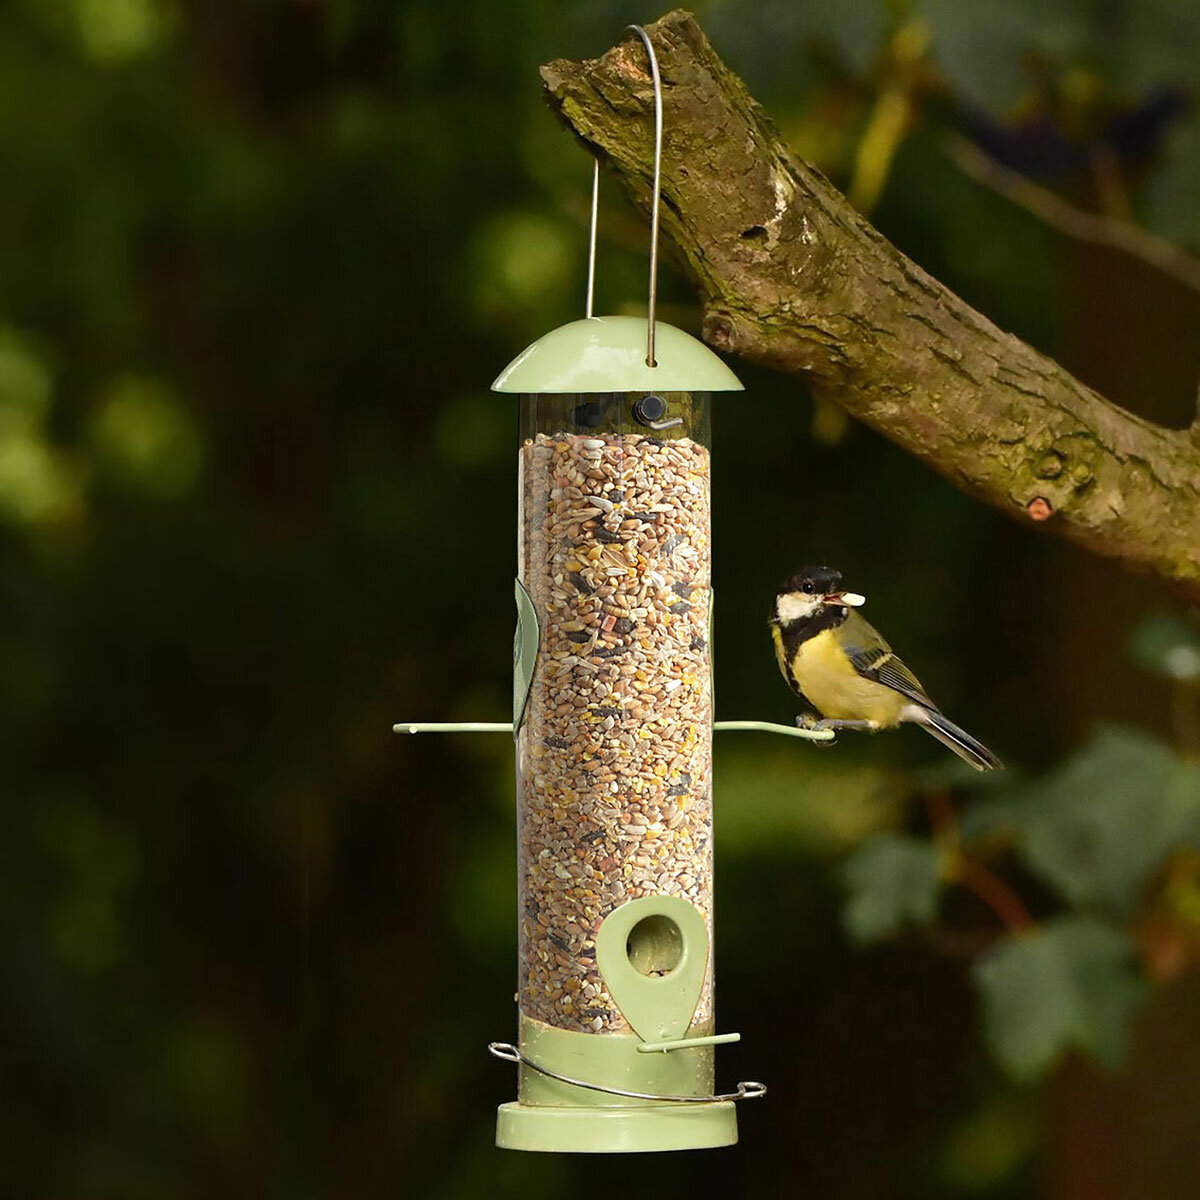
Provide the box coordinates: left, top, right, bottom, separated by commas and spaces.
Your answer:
781, 566, 842, 595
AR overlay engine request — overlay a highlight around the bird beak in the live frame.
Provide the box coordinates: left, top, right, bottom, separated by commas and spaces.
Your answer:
827, 591, 865, 607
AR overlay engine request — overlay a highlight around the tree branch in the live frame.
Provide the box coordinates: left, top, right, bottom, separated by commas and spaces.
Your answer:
540, 10, 1200, 598
947, 136, 1200, 297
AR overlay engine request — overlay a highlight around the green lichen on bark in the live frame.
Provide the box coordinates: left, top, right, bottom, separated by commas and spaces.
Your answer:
540, 10, 1200, 598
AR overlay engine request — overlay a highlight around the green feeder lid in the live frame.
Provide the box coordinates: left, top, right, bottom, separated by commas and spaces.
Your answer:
492, 316, 743, 394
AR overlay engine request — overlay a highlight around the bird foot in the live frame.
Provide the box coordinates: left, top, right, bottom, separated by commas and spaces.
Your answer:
795, 714, 877, 744
796, 713, 838, 746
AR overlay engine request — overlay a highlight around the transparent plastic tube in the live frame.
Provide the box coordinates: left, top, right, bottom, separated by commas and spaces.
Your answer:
516, 392, 713, 1034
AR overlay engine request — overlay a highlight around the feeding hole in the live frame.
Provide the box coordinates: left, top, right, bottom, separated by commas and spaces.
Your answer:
626, 914, 683, 977
571, 400, 606, 428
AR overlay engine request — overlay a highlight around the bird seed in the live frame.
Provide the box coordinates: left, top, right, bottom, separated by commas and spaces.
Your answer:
517, 430, 714, 1034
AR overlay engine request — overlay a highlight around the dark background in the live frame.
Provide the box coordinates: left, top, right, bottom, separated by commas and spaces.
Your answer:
3, 1, 1200, 1197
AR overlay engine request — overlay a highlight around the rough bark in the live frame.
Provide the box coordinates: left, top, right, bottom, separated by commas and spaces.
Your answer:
540, 10, 1200, 598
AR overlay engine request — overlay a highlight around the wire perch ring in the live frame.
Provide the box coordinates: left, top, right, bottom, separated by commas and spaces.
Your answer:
488, 1042, 766, 1104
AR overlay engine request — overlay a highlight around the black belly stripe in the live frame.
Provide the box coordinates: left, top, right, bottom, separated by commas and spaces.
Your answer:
780, 624, 805, 695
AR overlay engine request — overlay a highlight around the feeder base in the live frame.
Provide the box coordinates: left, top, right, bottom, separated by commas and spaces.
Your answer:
495, 1100, 737, 1153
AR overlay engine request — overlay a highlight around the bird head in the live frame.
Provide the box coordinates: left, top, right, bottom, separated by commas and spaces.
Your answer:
773, 566, 865, 625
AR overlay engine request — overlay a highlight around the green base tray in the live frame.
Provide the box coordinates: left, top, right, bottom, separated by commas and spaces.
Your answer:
495, 909, 750, 1154
496, 1101, 737, 1153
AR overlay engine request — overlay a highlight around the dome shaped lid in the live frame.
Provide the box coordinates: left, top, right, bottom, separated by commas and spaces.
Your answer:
491, 316, 743, 394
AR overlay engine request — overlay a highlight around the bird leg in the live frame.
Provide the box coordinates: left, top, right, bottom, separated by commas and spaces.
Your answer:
795, 714, 877, 740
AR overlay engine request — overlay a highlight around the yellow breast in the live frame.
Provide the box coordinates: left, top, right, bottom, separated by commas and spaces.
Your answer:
791, 629, 906, 727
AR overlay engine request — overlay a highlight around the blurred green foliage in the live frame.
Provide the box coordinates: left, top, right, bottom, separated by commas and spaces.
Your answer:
1011, 728, 1200, 913
973, 916, 1147, 1080
842, 833, 942, 943
842, 626, 1200, 1083
835, 714, 1200, 1080
2, 0, 1200, 1197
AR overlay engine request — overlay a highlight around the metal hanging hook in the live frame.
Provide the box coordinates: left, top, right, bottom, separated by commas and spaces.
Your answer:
626, 24, 662, 368
585, 157, 599, 319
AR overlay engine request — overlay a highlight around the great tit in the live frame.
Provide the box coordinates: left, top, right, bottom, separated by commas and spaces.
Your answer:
770, 566, 1003, 772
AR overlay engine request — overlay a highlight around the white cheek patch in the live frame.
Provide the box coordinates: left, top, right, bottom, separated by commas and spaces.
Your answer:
776, 593, 820, 623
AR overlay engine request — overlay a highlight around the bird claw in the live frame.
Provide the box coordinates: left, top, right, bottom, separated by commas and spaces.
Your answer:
796, 714, 838, 746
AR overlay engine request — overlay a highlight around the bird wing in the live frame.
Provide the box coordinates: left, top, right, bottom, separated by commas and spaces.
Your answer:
839, 611, 938, 711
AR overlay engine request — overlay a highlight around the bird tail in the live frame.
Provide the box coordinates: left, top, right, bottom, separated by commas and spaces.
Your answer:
911, 708, 1003, 772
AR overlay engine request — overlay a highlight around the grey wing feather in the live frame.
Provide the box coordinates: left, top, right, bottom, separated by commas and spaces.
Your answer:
840, 611, 938, 711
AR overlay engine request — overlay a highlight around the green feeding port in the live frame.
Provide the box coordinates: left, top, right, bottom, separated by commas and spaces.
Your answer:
493, 315, 748, 1154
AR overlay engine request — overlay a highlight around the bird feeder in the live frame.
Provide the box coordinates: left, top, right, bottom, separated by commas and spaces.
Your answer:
490, 25, 756, 1155
493, 309, 746, 1152
399, 24, 832, 1153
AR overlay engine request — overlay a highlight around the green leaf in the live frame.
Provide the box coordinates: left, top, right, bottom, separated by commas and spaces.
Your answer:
1017, 727, 1200, 913
842, 833, 942, 944
1130, 613, 1200, 682
972, 917, 1148, 1079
